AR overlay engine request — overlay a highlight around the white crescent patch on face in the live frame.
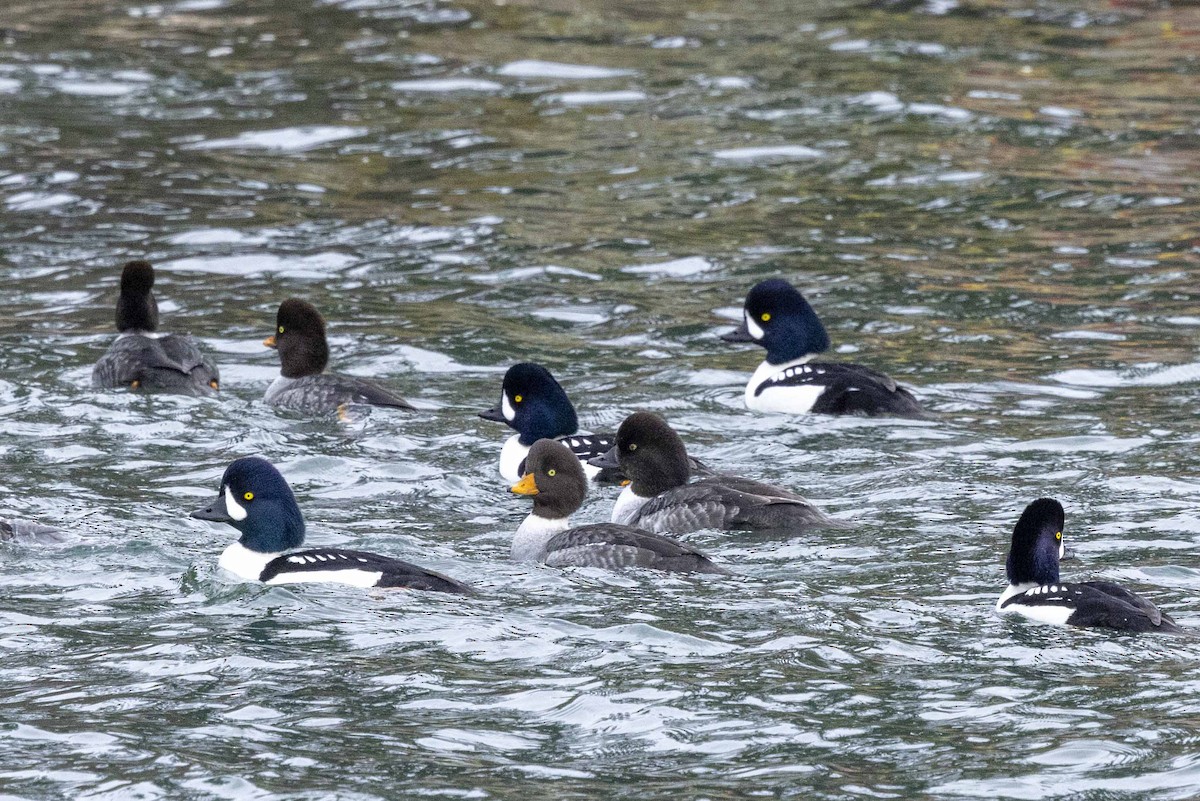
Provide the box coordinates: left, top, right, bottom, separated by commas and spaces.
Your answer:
224, 485, 248, 521
745, 313, 765, 341
502, 393, 516, 421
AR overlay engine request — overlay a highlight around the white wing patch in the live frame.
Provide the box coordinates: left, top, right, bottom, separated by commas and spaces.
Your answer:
267, 568, 384, 588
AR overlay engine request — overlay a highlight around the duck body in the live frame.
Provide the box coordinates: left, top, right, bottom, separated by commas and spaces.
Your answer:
263, 298, 415, 415
743, 356, 925, 417
0, 517, 65, 544
264, 374, 413, 415
510, 439, 728, 575
593, 411, 849, 535
193, 457, 470, 594
218, 542, 468, 592
92, 261, 219, 395
723, 278, 928, 418
612, 473, 846, 534
996, 498, 1182, 634
480, 363, 619, 483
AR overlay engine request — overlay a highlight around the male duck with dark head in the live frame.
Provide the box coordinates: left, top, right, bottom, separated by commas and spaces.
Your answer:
92, 260, 220, 395
590, 411, 849, 535
510, 439, 728, 574
996, 498, 1182, 634
721, 278, 928, 418
263, 298, 416, 416
191, 456, 471, 593
479, 363, 619, 483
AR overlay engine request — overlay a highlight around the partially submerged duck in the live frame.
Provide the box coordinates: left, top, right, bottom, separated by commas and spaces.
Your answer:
263, 298, 416, 416
192, 456, 470, 594
591, 411, 849, 535
92, 260, 220, 395
996, 498, 1182, 634
722, 278, 928, 418
510, 438, 729, 574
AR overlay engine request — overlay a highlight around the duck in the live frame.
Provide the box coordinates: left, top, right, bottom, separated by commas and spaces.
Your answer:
721, 278, 928, 418
263, 298, 416, 416
995, 498, 1182, 633
91, 260, 220, 395
479, 363, 620, 483
190, 456, 471, 594
589, 411, 849, 535
1, 517, 65, 544
510, 438, 729, 574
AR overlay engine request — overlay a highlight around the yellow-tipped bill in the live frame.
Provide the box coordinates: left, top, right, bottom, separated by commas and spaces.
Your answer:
263, 335, 277, 348
511, 473, 539, 495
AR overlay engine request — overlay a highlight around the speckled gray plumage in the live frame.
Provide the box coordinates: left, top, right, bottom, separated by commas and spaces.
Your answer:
517, 438, 730, 576
607, 411, 850, 535
629, 475, 850, 535
543, 523, 729, 573
264, 374, 415, 414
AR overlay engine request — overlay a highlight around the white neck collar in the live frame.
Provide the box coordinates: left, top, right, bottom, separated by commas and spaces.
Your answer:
512, 513, 570, 562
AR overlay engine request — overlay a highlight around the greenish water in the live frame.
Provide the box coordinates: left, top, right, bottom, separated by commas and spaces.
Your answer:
4, 0, 1200, 798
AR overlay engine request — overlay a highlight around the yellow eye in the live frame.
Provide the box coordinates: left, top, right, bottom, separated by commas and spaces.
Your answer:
547, 469, 556, 477
278, 326, 285, 334
514, 395, 523, 403
1055, 531, 1062, 541
761, 313, 771, 322
243, 491, 254, 501
629, 443, 637, 451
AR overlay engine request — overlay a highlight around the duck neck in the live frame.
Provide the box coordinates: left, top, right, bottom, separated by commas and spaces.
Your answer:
513, 513, 570, 562
611, 484, 649, 526
218, 542, 279, 581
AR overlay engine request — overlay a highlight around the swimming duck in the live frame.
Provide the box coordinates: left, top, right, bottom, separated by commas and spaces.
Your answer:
721, 278, 928, 418
590, 411, 849, 534
263, 298, 416, 416
510, 438, 728, 574
996, 498, 1182, 633
191, 456, 471, 594
1, 517, 65, 544
479, 363, 620, 483
92, 260, 220, 395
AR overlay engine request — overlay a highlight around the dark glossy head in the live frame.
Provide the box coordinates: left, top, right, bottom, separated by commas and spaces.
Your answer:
115, 260, 159, 333
1005, 497, 1066, 586
721, 278, 831, 365
266, 298, 329, 378
191, 456, 306, 553
593, 411, 690, 497
510, 438, 588, 519
479, 362, 579, 446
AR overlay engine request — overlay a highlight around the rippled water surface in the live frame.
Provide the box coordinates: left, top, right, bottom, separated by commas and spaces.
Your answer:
4, 0, 1200, 798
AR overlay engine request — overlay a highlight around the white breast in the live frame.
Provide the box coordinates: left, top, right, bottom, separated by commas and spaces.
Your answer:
499, 434, 529, 483
995, 583, 1074, 626
218, 542, 277, 582
610, 484, 649, 526
512, 513, 570, 562
744, 357, 824, 414
263, 375, 294, 403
